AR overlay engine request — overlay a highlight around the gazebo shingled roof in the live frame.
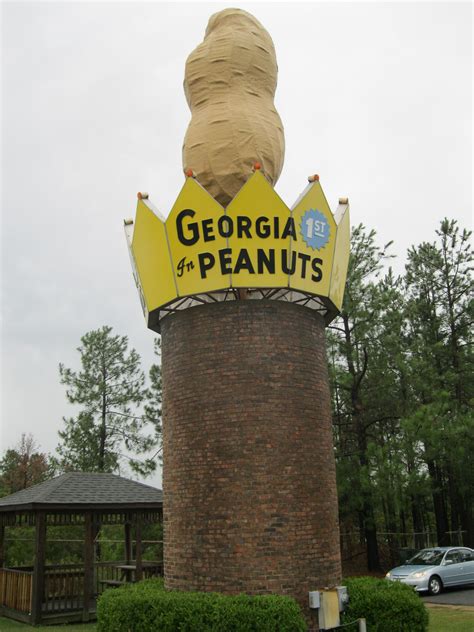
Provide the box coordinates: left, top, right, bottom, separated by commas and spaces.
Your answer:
0, 472, 163, 512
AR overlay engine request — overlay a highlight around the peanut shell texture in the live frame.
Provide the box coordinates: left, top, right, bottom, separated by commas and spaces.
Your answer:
182, 8, 285, 206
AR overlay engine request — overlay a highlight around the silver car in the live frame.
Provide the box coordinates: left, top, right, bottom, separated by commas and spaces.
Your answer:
385, 547, 474, 595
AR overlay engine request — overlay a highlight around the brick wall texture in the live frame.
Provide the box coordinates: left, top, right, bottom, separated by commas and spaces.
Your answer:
161, 300, 342, 625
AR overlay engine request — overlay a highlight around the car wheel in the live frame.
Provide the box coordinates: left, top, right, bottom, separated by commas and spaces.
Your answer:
428, 575, 443, 595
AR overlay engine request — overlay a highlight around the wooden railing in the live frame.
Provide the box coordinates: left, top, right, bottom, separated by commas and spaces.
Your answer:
95, 561, 123, 594
44, 564, 84, 614
94, 561, 163, 594
43, 562, 121, 613
0, 568, 33, 613
1, 561, 163, 616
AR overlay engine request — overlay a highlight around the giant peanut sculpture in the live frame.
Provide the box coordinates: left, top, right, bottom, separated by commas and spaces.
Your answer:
182, 8, 285, 206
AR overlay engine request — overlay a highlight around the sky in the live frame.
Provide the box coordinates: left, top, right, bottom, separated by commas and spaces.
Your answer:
1, 1, 472, 490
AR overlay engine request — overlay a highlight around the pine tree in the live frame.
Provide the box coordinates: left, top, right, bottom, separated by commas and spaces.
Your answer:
56, 326, 158, 476
404, 219, 473, 545
144, 337, 163, 462
327, 224, 394, 570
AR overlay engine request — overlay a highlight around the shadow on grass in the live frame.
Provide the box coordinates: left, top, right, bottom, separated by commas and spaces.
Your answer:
0, 617, 96, 631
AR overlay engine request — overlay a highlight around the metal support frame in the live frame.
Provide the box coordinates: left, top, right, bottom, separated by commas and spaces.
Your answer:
148, 287, 336, 332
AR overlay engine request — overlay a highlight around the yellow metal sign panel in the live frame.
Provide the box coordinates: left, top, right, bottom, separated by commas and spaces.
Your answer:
226, 171, 291, 288
319, 590, 341, 630
290, 180, 337, 297
127, 174, 350, 326
166, 177, 230, 296
131, 199, 177, 312
329, 203, 350, 311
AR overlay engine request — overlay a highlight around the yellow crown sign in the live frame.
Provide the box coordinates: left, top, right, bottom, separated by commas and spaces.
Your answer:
124, 171, 350, 332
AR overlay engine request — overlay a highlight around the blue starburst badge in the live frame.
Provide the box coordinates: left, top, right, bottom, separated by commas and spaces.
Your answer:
300, 209, 330, 250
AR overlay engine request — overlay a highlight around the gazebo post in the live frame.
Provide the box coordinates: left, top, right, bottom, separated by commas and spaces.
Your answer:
31, 511, 46, 625
124, 521, 132, 565
83, 511, 95, 622
0, 524, 5, 567
93, 519, 101, 562
135, 515, 143, 581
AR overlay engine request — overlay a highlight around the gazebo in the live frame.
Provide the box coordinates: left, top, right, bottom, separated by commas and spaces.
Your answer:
0, 472, 163, 625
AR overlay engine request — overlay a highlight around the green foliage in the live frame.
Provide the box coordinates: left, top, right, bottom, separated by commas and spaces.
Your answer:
97, 522, 162, 563
3, 527, 35, 567
55, 326, 158, 476
4, 525, 86, 567
328, 224, 396, 569
97, 579, 306, 632
341, 576, 428, 631
0, 434, 52, 497
144, 337, 163, 463
45, 526, 84, 564
4, 521, 162, 568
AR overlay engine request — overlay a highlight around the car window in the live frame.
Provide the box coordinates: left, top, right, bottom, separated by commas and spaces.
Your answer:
459, 549, 474, 562
445, 551, 462, 564
407, 549, 445, 566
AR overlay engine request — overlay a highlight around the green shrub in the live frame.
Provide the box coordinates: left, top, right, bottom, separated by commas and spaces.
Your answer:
97, 578, 306, 632
341, 576, 429, 632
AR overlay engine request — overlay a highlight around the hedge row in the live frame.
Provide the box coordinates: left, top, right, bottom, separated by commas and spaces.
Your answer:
96, 578, 307, 632
341, 576, 429, 632
98, 576, 429, 632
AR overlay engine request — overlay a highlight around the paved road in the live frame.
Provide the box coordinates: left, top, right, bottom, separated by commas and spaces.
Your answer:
421, 585, 474, 607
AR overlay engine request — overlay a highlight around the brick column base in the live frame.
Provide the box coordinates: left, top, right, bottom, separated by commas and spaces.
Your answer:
161, 300, 341, 628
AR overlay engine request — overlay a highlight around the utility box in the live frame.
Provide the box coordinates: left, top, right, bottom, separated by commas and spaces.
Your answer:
308, 591, 320, 609
336, 585, 349, 611
309, 586, 349, 630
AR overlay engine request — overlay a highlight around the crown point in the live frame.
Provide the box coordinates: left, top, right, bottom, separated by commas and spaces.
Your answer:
253, 162, 262, 171
185, 168, 195, 178
308, 174, 320, 183
137, 192, 149, 200
339, 197, 349, 205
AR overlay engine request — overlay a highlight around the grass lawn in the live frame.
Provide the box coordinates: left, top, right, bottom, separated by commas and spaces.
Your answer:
0, 618, 96, 631
428, 606, 474, 632
1, 608, 473, 631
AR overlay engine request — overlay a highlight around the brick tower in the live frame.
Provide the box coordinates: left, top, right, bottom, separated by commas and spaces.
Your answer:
161, 300, 342, 624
